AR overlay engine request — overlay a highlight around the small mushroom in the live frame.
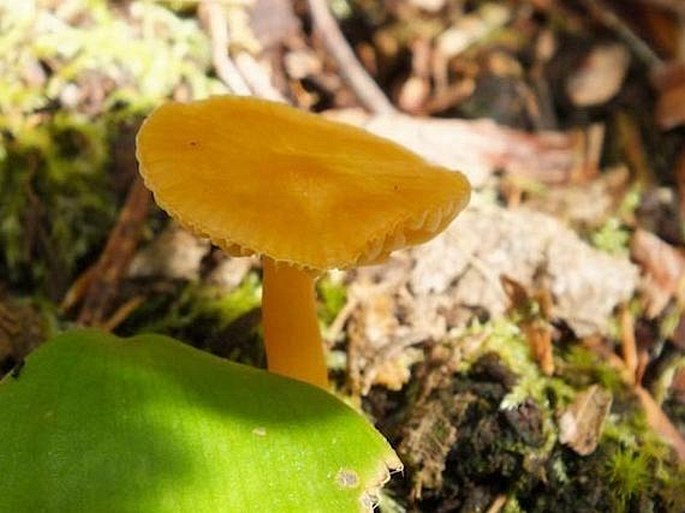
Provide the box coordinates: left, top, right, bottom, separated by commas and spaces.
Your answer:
136, 96, 470, 389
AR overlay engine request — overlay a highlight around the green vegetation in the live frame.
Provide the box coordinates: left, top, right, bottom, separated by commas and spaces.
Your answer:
0, 0, 224, 296
588, 187, 640, 256
0, 330, 400, 512
2, 2, 683, 512
119, 274, 264, 366
318, 273, 348, 326
390, 314, 684, 512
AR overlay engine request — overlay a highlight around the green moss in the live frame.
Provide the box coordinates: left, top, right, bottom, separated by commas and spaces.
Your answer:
503, 497, 526, 513
601, 404, 684, 511
120, 274, 263, 365
590, 217, 631, 256
0, 114, 115, 295
0, 0, 225, 295
394, 314, 685, 512
464, 318, 574, 413
606, 447, 650, 509
587, 187, 641, 256
562, 345, 625, 393
317, 273, 348, 326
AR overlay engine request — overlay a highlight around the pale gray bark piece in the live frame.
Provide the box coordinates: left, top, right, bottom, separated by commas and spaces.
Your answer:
408, 204, 638, 336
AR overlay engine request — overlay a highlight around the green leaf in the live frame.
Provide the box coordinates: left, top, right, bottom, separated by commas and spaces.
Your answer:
0, 330, 400, 512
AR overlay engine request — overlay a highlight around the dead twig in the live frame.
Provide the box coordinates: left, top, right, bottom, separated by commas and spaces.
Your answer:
501, 276, 555, 376
635, 386, 685, 461
75, 176, 151, 327
102, 295, 146, 332
199, 0, 286, 102
485, 495, 508, 513
619, 304, 638, 385
307, 0, 396, 114
233, 52, 287, 102
584, 335, 685, 461
60, 264, 97, 314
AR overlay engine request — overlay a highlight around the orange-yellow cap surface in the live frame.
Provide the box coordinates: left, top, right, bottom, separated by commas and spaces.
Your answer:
136, 96, 470, 271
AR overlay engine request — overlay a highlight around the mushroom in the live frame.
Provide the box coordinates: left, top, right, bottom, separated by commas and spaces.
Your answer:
136, 96, 470, 389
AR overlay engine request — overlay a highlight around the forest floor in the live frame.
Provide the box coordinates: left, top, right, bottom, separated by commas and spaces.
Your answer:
1, 1, 685, 511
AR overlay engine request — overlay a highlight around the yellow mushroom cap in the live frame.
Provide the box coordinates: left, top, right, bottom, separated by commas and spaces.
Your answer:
136, 96, 470, 271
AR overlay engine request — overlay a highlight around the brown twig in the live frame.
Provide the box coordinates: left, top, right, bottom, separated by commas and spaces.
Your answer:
585, 331, 685, 461
75, 176, 151, 327
102, 296, 146, 332
485, 495, 508, 513
60, 264, 97, 314
307, 0, 396, 114
635, 386, 685, 461
619, 304, 638, 385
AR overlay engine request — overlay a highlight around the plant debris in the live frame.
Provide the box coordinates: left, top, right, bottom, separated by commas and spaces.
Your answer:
3, 0, 685, 511
558, 384, 613, 455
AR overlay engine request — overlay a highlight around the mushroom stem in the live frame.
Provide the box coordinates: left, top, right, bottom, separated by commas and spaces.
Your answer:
261, 257, 329, 389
